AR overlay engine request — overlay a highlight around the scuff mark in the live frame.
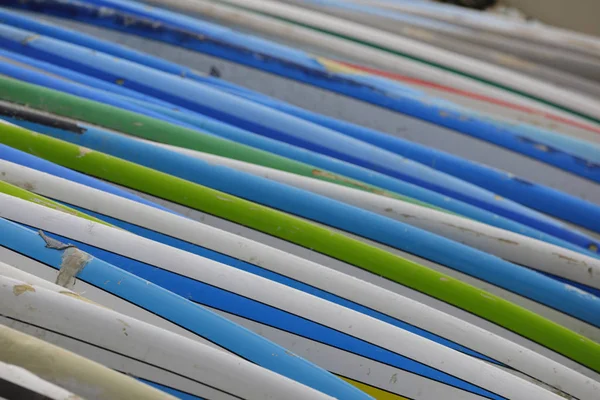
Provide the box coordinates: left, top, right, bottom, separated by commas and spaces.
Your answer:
21, 181, 36, 192
284, 350, 298, 358
565, 284, 596, 300
59, 291, 103, 307
389, 373, 398, 384
13, 284, 35, 296
552, 253, 588, 266
311, 168, 389, 197
400, 214, 418, 220
76, 147, 92, 158
480, 292, 496, 301
21, 34, 40, 45
441, 223, 519, 245
55, 247, 93, 289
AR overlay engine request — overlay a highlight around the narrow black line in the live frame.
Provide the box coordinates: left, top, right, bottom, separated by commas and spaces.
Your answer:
0, 101, 86, 134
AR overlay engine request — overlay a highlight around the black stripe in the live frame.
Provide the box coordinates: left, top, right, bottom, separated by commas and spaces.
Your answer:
0, 101, 86, 134
0, 376, 55, 400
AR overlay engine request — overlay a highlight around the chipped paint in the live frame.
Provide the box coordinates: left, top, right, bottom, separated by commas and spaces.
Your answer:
12, 284, 35, 296
76, 146, 92, 158
55, 247, 93, 289
441, 222, 519, 245
39, 230, 74, 250
552, 253, 588, 267
565, 284, 597, 300
311, 168, 388, 197
493, 53, 537, 71
21, 34, 39, 45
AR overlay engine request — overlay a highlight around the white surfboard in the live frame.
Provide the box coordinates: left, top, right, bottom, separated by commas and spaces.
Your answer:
0, 163, 597, 400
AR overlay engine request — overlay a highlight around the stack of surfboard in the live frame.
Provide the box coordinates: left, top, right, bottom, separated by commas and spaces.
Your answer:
0, 0, 599, 399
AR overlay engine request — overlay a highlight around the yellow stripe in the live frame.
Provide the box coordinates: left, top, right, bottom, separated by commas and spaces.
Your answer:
338, 376, 410, 400
316, 57, 368, 75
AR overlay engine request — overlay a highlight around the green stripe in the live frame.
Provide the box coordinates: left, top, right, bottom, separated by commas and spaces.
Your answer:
0, 178, 110, 226
0, 75, 447, 213
210, 0, 600, 124
1, 121, 598, 373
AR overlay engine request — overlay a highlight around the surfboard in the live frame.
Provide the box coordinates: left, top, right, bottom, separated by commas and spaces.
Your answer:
7, 2, 599, 144
0, 273, 334, 400
7, 21, 593, 211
